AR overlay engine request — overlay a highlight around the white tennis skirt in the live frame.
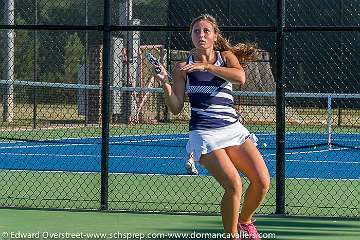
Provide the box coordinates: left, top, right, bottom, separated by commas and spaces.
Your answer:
186, 121, 258, 162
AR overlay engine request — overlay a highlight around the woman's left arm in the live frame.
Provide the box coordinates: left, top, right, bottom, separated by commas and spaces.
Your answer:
206, 51, 246, 85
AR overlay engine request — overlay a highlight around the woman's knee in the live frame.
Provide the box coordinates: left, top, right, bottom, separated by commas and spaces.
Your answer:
223, 177, 243, 196
252, 174, 270, 194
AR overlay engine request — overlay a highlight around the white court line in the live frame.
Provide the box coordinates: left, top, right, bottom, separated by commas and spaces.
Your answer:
3, 169, 200, 177
253, 133, 274, 136
1, 152, 358, 164
0, 143, 96, 149
0, 137, 189, 150
262, 147, 360, 164
0, 152, 183, 159
263, 146, 354, 157
263, 158, 360, 164
0, 152, 97, 158
3, 169, 358, 180
287, 177, 360, 181
0, 133, 188, 144
111, 137, 188, 145
284, 159, 359, 164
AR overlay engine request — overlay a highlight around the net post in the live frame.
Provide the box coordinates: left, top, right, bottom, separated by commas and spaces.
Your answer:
275, 0, 286, 215
327, 95, 332, 149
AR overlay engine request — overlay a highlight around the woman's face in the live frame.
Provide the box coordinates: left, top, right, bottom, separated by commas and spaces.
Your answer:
191, 20, 217, 50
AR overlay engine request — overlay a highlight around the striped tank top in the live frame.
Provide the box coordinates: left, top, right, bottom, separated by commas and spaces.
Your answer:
185, 51, 239, 131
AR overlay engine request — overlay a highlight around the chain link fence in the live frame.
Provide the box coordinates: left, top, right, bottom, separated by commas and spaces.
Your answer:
0, 0, 359, 217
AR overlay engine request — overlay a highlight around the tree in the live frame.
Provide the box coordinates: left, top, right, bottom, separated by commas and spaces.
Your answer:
64, 33, 85, 83
14, 17, 35, 81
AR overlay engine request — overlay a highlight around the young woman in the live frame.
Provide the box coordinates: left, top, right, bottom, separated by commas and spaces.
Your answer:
152, 14, 270, 240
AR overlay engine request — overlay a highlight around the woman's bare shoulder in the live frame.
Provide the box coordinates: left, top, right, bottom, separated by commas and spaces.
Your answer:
175, 60, 187, 68
221, 50, 236, 58
173, 60, 187, 73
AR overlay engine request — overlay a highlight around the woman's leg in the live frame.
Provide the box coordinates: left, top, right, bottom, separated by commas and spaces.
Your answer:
225, 139, 270, 224
200, 149, 242, 239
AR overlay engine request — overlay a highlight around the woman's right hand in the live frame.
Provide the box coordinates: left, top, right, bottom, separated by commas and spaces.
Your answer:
152, 64, 169, 84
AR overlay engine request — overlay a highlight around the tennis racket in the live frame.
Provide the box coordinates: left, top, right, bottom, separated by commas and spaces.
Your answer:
146, 53, 172, 81
146, 53, 161, 73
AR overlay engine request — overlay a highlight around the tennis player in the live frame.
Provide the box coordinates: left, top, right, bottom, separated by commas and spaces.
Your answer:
152, 14, 270, 240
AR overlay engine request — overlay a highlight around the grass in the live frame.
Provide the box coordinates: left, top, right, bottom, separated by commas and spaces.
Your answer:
0, 171, 358, 217
0, 103, 85, 128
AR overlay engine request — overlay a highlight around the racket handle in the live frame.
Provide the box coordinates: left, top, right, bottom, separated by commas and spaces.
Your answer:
155, 67, 161, 74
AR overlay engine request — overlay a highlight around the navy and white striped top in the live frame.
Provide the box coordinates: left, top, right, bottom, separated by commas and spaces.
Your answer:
185, 51, 239, 131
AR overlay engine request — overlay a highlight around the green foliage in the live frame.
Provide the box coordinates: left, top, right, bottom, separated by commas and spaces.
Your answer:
133, 0, 168, 25
64, 33, 85, 83
39, 0, 84, 25
14, 17, 35, 80
0, 32, 3, 79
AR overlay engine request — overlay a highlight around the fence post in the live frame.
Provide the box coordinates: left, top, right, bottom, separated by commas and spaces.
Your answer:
100, 0, 111, 211
275, 0, 286, 215
327, 95, 333, 148
3, 0, 15, 123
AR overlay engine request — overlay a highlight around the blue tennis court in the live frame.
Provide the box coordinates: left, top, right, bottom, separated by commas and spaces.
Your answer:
0, 132, 359, 180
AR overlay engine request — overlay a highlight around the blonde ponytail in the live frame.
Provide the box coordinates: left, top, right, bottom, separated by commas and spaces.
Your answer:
214, 35, 258, 64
